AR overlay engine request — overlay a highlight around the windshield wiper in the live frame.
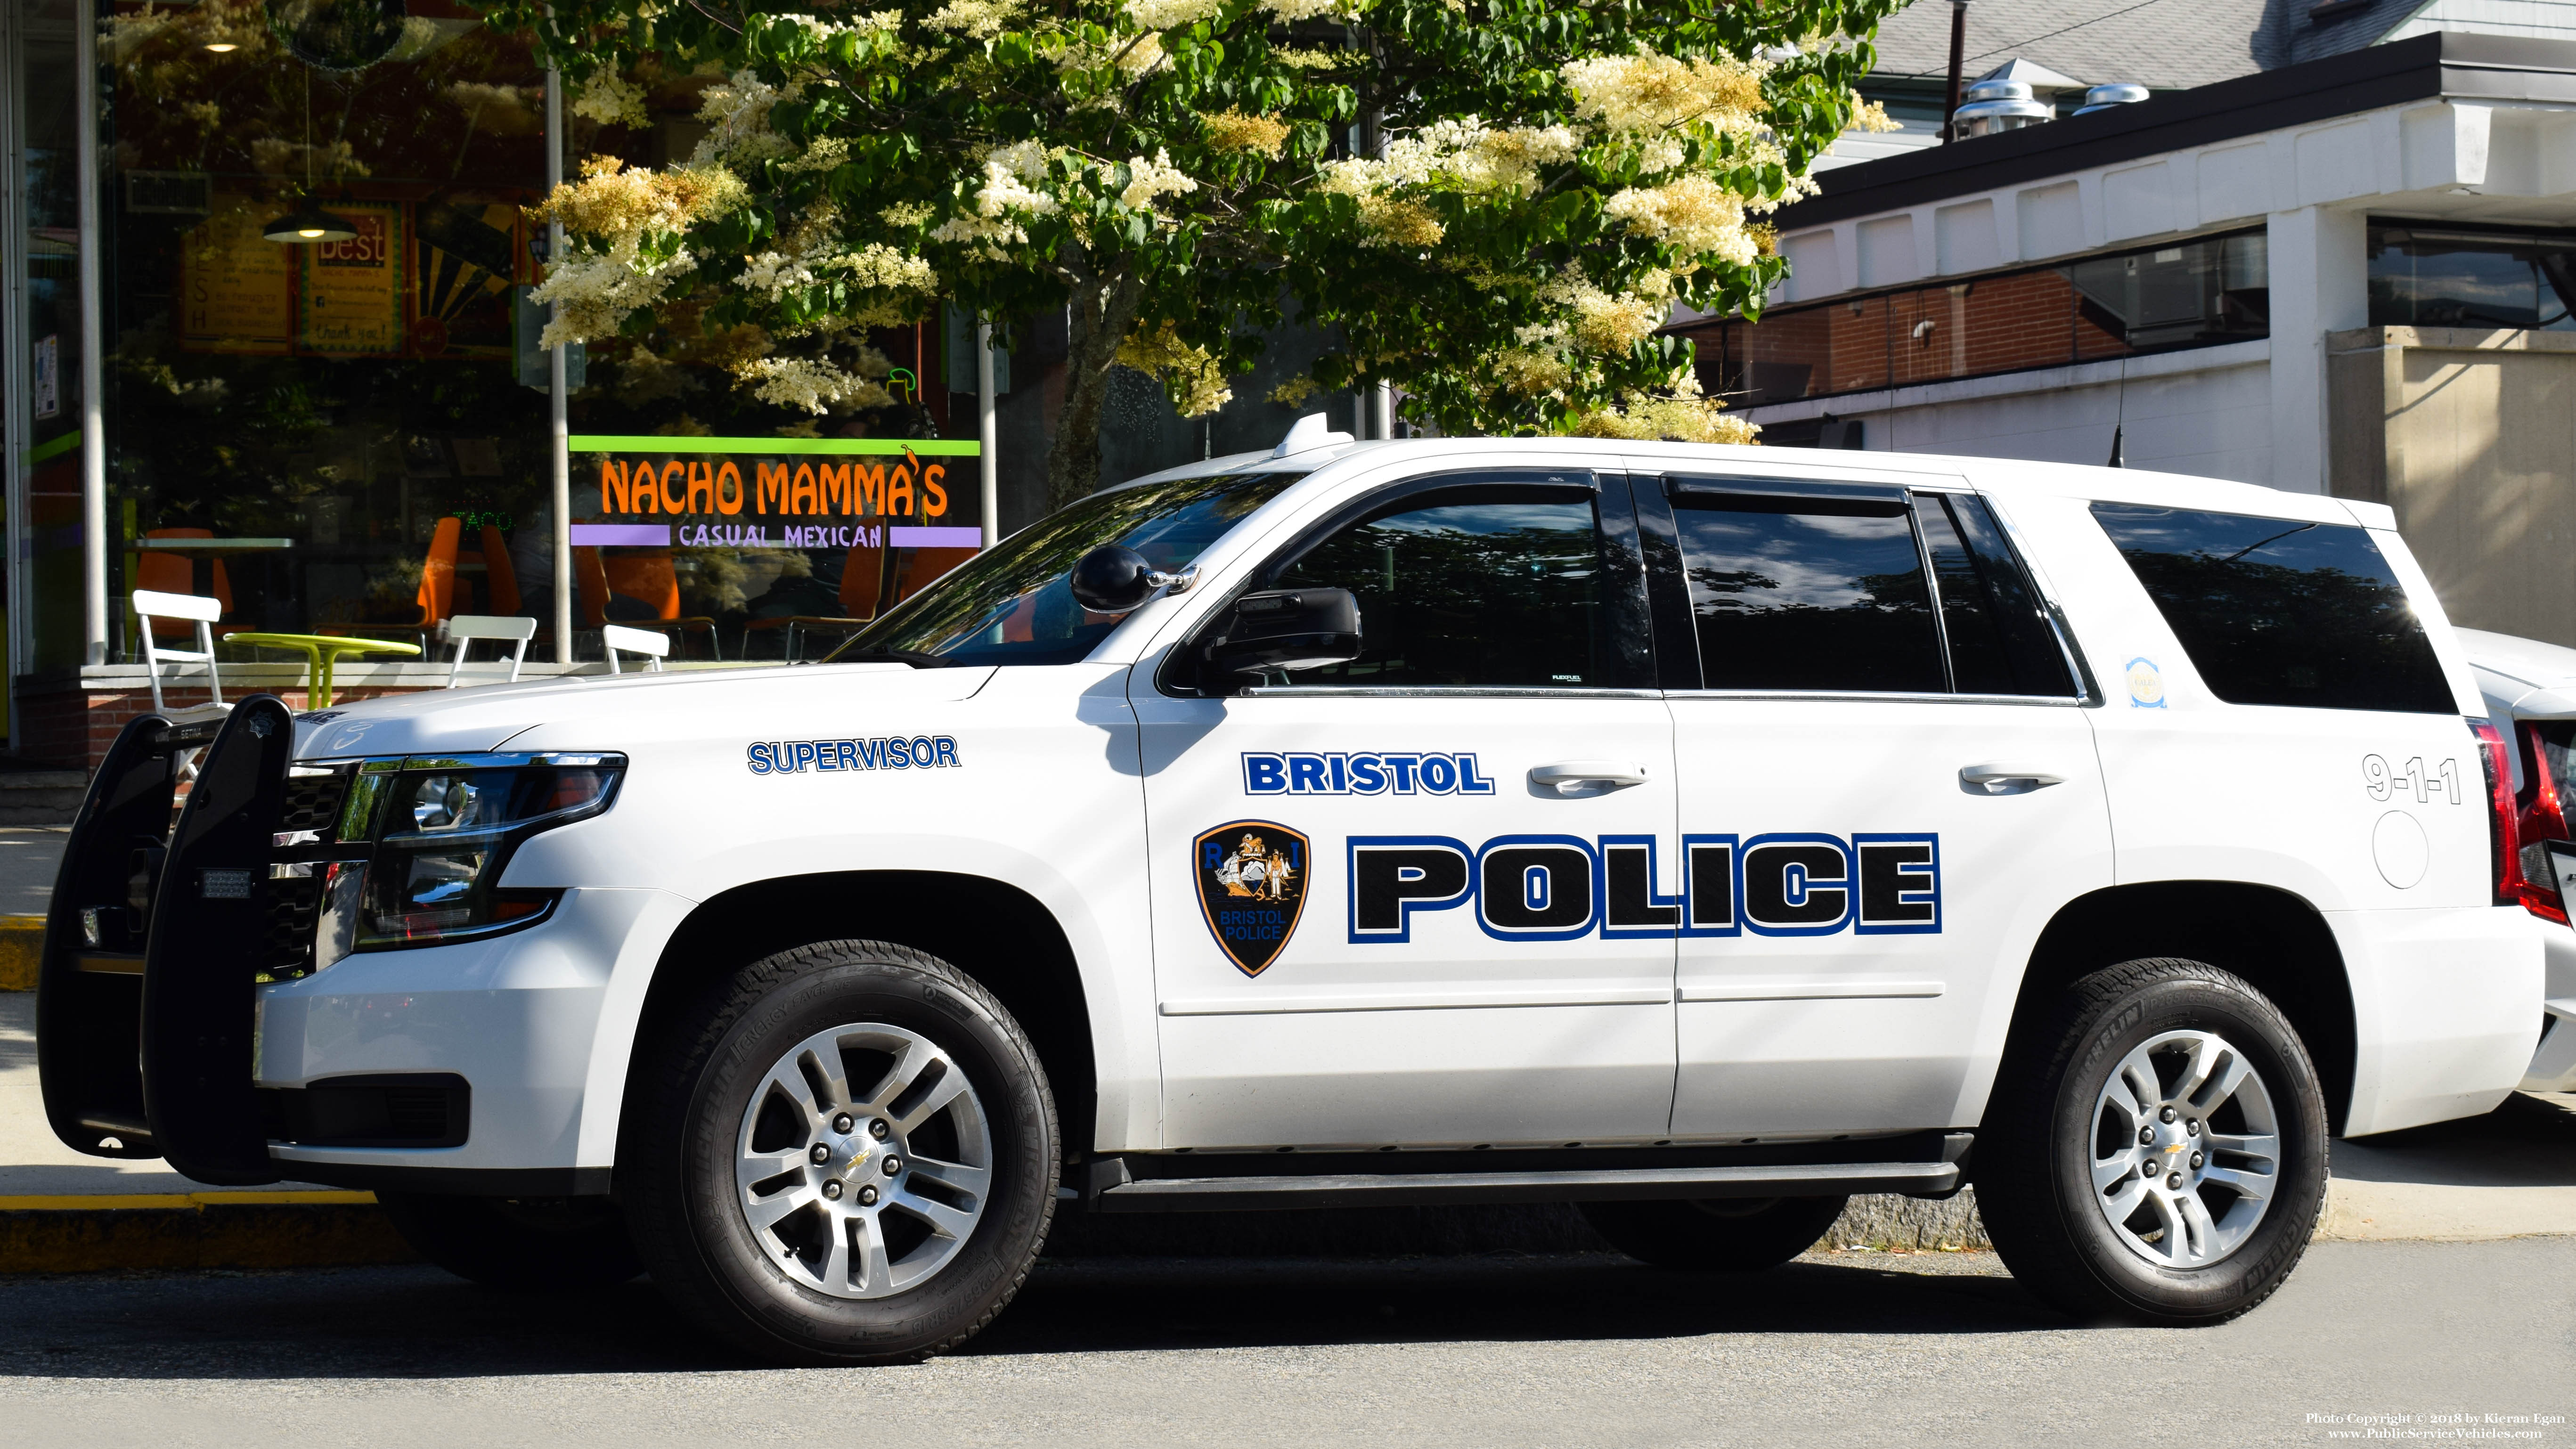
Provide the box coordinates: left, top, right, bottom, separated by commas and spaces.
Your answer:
823, 647, 957, 668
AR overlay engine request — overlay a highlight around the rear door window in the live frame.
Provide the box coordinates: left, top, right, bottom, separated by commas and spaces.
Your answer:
1916, 493, 2078, 697
2090, 503, 2454, 713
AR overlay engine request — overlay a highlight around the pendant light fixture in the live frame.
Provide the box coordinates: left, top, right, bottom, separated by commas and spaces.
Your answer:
263, 70, 357, 244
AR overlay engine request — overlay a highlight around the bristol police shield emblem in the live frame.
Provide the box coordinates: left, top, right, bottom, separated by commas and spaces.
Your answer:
1193, 820, 1309, 977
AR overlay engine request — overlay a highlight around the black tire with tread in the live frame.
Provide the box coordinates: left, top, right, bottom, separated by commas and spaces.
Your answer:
1978, 957, 2328, 1326
377, 1192, 645, 1290
1580, 1194, 1850, 1271
619, 939, 1058, 1365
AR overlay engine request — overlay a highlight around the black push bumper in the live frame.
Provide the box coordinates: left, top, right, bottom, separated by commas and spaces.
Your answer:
37, 697, 301, 1185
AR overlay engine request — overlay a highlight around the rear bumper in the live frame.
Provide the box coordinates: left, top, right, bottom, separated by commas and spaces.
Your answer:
2333, 904, 2545, 1136
2519, 913, 2576, 1092
256, 886, 687, 1185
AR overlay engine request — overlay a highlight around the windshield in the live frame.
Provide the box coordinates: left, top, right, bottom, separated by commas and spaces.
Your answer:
829, 470, 1304, 666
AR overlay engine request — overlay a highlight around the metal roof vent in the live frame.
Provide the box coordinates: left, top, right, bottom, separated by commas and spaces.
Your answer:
2074, 83, 2151, 115
1952, 80, 2053, 139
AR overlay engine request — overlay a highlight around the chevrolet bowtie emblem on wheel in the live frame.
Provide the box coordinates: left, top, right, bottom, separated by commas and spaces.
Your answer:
1194, 820, 1309, 977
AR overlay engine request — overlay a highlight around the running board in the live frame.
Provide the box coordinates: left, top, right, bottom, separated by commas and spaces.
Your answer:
1086, 1140, 1969, 1213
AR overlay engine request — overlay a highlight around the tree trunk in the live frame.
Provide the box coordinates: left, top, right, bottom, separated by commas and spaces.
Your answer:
1046, 266, 1144, 511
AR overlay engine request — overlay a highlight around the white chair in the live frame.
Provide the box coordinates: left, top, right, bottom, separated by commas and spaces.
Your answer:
440, 614, 538, 688
132, 590, 230, 718
602, 624, 670, 674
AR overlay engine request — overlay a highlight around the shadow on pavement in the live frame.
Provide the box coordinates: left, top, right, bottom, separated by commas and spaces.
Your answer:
0, 1252, 2056, 1381
2332, 1091, 2576, 1188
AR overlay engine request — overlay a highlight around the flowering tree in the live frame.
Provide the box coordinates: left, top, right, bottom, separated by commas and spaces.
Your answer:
485, 0, 1898, 504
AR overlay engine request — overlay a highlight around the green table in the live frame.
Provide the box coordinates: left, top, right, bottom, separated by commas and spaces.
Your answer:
221, 632, 422, 709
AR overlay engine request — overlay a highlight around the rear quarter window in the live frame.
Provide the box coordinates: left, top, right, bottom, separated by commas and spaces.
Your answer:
2090, 503, 2454, 714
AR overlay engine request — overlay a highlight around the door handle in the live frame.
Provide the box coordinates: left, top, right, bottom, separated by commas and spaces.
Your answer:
1959, 762, 2067, 793
1530, 761, 1651, 795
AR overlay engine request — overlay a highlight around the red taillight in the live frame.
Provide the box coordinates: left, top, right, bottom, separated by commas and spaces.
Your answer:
2474, 718, 2524, 910
2516, 720, 2571, 924
2462, 720, 2545, 916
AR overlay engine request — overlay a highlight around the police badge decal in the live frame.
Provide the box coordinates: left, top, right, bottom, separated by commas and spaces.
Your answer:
1193, 821, 1309, 977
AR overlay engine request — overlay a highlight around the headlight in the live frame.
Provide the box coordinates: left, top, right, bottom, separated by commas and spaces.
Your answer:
306, 752, 624, 968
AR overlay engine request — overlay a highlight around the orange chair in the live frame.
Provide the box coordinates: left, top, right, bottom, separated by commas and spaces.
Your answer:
319, 517, 461, 653
416, 517, 461, 628
892, 546, 979, 604
743, 539, 888, 660
136, 528, 234, 638
597, 548, 720, 659
574, 545, 612, 627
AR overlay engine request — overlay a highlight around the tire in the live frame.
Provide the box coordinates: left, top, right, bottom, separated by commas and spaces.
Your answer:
377, 1193, 645, 1290
1979, 957, 2328, 1326
620, 939, 1057, 1365
1579, 1195, 1850, 1271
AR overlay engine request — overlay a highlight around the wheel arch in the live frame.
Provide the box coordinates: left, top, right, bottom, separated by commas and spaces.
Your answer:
2007, 881, 2357, 1133
618, 871, 1099, 1172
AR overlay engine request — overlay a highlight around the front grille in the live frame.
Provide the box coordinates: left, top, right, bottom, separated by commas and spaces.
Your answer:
262, 877, 322, 981
279, 770, 353, 837
261, 767, 355, 982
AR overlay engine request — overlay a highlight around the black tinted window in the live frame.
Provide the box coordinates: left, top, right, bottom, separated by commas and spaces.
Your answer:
2091, 504, 2453, 713
1917, 493, 2076, 696
1674, 496, 1943, 692
1271, 488, 1607, 687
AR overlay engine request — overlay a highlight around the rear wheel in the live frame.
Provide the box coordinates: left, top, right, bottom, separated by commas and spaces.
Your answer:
377, 1193, 644, 1290
1579, 1195, 1850, 1271
1979, 957, 2327, 1326
621, 940, 1057, 1365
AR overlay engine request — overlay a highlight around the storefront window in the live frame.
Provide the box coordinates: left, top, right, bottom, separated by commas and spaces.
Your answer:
98, 2, 973, 666
8, 0, 89, 684
2368, 222, 2576, 332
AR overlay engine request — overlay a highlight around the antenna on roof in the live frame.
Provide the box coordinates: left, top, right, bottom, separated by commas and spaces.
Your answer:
2108, 425, 2126, 468
1271, 414, 1356, 459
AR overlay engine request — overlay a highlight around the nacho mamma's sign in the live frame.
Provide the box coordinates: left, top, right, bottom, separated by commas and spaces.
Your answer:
569, 435, 981, 550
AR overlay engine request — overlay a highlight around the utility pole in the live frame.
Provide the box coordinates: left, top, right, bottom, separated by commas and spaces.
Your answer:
1943, 0, 1971, 143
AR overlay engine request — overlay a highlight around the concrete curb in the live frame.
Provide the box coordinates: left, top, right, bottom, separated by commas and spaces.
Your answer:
0, 1192, 416, 1274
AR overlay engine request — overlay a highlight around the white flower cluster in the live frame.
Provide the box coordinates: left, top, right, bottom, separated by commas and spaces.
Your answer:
571, 72, 649, 130
532, 246, 696, 352
1602, 173, 1754, 266
1124, 0, 1222, 29
1321, 118, 1578, 202
924, 0, 1023, 37
1259, 0, 1358, 18
690, 72, 798, 167
1119, 149, 1198, 212
931, 140, 1060, 251
736, 356, 896, 414
1559, 49, 1767, 173
781, 10, 902, 42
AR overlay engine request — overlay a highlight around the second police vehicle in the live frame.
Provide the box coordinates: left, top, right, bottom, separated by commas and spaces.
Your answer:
37, 422, 2546, 1360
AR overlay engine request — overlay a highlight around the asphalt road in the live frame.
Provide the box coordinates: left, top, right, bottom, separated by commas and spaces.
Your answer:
3, 1239, 2569, 1448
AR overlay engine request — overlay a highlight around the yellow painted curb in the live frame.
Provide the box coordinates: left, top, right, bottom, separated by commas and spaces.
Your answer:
0, 1190, 376, 1212
0, 914, 42, 992
0, 1190, 416, 1274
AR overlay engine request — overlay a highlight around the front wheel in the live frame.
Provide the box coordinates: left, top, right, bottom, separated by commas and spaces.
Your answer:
1579, 1195, 1850, 1271
620, 940, 1058, 1365
1979, 957, 2328, 1326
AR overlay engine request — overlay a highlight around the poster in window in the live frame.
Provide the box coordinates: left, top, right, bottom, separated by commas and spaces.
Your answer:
32, 335, 58, 420
178, 196, 294, 355
298, 202, 406, 357
410, 196, 524, 360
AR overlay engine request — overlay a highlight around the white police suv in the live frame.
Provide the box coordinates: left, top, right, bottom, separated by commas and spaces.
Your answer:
37, 431, 2542, 1361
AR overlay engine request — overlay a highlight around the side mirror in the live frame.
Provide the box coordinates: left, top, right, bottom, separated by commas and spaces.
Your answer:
1201, 587, 1363, 684
1069, 545, 1197, 614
